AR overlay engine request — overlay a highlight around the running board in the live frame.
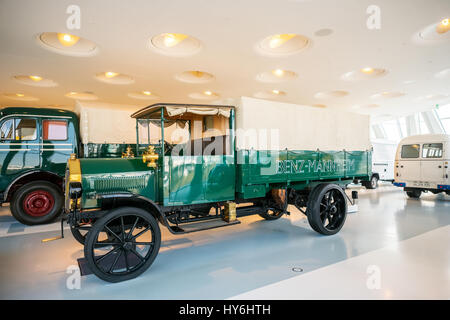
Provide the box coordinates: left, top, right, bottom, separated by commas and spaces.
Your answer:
168, 218, 241, 234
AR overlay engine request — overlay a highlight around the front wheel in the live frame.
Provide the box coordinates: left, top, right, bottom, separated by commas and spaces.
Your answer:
406, 190, 422, 199
84, 207, 161, 283
10, 181, 63, 225
306, 184, 348, 235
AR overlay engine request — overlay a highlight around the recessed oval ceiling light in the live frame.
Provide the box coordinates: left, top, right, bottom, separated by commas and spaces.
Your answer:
188, 91, 219, 100
150, 33, 202, 57
2, 93, 39, 101
36, 32, 99, 57
417, 94, 449, 101
314, 90, 349, 99
413, 18, 450, 44
257, 33, 311, 56
353, 104, 380, 109
436, 18, 450, 34
314, 29, 333, 37
341, 68, 387, 81
13, 75, 58, 87
128, 91, 160, 100
311, 104, 327, 108
253, 90, 287, 99
256, 69, 298, 83
95, 72, 135, 85
434, 68, 450, 79
65, 91, 98, 100
370, 91, 405, 99
175, 70, 215, 83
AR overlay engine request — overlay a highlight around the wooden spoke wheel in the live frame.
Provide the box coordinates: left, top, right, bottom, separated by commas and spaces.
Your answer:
84, 207, 161, 283
306, 184, 348, 235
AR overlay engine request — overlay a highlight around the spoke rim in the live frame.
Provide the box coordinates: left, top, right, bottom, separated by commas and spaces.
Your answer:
91, 214, 156, 276
319, 189, 346, 231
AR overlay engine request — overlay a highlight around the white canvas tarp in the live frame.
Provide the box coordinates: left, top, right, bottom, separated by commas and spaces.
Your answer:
74, 101, 139, 144
235, 97, 371, 151
166, 106, 230, 118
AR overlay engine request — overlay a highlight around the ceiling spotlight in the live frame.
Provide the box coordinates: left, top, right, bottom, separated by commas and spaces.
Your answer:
105, 71, 118, 78
204, 91, 213, 96
191, 71, 205, 77
29, 75, 42, 82
273, 69, 285, 77
16, 93, 24, 97
436, 18, 450, 34
163, 33, 188, 47
361, 67, 374, 74
269, 34, 296, 49
142, 91, 152, 95
272, 89, 280, 95
57, 33, 80, 47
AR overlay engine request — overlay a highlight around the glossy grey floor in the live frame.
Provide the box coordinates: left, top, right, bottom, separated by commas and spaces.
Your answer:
0, 184, 448, 299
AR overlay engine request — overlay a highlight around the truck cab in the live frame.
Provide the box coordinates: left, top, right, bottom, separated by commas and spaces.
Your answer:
0, 107, 79, 225
394, 134, 450, 198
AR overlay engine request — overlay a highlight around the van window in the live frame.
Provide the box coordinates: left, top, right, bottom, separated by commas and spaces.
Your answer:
43, 120, 67, 140
15, 118, 37, 140
401, 144, 420, 158
0, 119, 14, 139
422, 143, 443, 158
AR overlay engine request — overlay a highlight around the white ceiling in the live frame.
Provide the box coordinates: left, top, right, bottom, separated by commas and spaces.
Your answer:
0, 0, 449, 122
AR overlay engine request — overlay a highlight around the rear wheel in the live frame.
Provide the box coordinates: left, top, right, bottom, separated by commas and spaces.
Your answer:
306, 184, 348, 235
10, 181, 62, 225
363, 175, 378, 189
406, 190, 422, 199
84, 207, 161, 283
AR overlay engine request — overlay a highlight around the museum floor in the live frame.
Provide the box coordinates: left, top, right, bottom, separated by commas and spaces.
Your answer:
0, 183, 448, 300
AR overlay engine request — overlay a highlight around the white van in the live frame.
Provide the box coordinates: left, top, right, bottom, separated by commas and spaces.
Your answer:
394, 134, 450, 198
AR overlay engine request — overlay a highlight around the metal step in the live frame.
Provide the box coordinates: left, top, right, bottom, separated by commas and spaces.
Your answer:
168, 218, 241, 234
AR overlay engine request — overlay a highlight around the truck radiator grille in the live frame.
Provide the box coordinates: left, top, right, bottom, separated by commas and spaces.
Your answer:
87, 175, 150, 192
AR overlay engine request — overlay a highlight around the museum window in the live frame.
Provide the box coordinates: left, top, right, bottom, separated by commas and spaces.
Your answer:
422, 143, 443, 158
43, 120, 68, 140
401, 144, 420, 158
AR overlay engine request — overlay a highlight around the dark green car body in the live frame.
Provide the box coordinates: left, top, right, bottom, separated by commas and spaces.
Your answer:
0, 107, 136, 224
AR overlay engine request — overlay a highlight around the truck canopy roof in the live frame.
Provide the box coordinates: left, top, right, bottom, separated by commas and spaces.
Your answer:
0, 107, 77, 121
131, 103, 234, 119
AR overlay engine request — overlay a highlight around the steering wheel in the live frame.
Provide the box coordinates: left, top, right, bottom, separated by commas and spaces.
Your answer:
159, 140, 173, 155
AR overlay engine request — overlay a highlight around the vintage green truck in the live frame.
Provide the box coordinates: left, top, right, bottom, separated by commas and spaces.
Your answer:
63, 99, 372, 282
0, 104, 137, 225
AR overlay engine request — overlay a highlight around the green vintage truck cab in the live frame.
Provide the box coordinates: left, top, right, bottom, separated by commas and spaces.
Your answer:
0, 107, 135, 225
64, 103, 371, 283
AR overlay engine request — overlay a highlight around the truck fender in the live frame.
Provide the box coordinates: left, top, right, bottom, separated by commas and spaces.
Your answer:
97, 193, 166, 226
3, 170, 63, 202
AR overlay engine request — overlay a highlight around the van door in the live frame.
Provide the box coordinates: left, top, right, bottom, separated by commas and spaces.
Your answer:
0, 117, 40, 190
420, 143, 445, 186
397, 144, 421, 181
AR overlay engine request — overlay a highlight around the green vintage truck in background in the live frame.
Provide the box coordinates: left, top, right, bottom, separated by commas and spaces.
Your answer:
64, 101, 372, 282
0, 107, 135, 225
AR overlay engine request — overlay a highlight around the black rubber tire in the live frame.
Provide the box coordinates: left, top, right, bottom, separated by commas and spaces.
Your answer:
10, 181, 63, 225
363, 175, 378, 190
306, 184, 348, 236
259, 210, 284, 220
406, 190, 422, 199
84, 207, 161, 283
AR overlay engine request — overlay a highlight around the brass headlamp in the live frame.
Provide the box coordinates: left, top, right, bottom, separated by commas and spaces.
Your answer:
142, 145, 159, 168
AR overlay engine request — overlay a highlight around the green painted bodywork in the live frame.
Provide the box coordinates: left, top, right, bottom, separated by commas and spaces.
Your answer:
78, 150, 371, 210
0, 107, 137, 201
